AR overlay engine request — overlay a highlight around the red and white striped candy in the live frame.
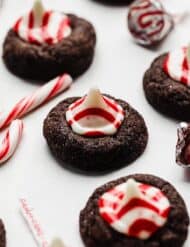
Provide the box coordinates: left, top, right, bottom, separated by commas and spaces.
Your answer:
66, 88, 125, 137
0, 74, 72, 131
0, 120, 24, 164
14, 0, 72, 45
128, 0, 174, 46
99, 179, 170, 240
0, 74, 72, 164
163, 47, 190, 86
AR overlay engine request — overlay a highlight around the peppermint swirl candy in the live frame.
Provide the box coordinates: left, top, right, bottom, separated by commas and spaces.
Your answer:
128, 0, 174, 46
13, 0, 72, 45
66, 88, 125, 137
99, 179, 170, 240
164, 47, 190, 86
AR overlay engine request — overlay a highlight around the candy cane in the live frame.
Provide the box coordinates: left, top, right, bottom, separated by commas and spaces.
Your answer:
19, 198, 66, 247
0, 119, 24, 164
0, 74, 73, 130
0, 73, 72, 164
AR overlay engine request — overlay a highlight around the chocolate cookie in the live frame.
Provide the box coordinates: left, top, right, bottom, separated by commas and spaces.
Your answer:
0, 220, 6, 247
80, 174, 189, 247
143, 54, 190, 120
3, 14, 96, 82
43, 95, 148, 173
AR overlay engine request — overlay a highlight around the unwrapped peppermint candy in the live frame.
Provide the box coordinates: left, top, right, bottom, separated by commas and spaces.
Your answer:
127, 0, 174, 46
176, 122, 190, 167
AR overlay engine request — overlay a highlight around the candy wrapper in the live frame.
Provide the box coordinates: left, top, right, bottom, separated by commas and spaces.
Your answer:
20, 198, 67, 247
127, 0, 187, 46
176, 122, 190, 167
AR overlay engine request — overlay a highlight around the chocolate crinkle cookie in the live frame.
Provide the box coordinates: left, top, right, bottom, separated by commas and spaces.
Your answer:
43, 93, 148, 173
3, 14, 96, 82
80, 174, 189, 247
143, 53, 190, 120
0, 220, 6, 247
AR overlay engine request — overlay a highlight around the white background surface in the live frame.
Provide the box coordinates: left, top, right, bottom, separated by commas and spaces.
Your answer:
0, 0, 190, 246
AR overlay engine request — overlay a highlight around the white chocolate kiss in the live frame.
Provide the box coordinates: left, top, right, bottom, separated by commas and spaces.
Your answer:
15, 0, 72, 45
66, 88, 125, 136
99, 178, 170, 240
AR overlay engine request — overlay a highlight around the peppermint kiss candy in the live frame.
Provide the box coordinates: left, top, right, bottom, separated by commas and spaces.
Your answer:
176, 122, 190, 167
99, 179, 170, 240
128, 0, 174, 46
13, 0, 72, 45
66, 88, 125, 137
164, 46, 190, 86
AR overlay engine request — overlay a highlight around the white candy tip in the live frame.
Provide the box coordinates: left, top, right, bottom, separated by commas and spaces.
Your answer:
32, 0, 45, 22
88, 87, 101, 94
33, 0, 44, 9
49, 238, 65, 247
83, 87, 107, 109
125, 179, 141, 198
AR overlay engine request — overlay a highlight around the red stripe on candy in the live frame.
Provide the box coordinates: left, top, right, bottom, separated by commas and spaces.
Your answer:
13, 17, 22, 32
130, 0, 151, 13
138, 11, 164, 28
70, 97, 86, 111
163, 54, 170, 75
28, 11, 38, 44
103, 97, 124, 114
73, 108, 115, 123
2, 98, 26, 128
0, 132, 10, 160
84, 131, 105, 137
99, 198, 119, 210
128, 218, 159, 237
28, 11, 34, 29
42, 11, 54, 45
147, 20, 164, 37
109, 188, 125, 200
117, 198, 161, 219
44, 75, 65, 103
100, 212, 115, 224
181, 54, 189, 84
161, 207, 170, 218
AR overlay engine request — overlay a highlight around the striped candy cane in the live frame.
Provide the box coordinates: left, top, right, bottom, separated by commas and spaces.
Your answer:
0, 74, 72, 130
0, 120, 24, 164
0, 73, 72, 164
